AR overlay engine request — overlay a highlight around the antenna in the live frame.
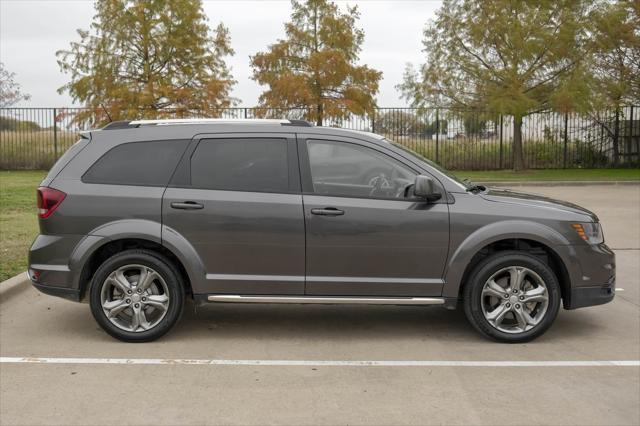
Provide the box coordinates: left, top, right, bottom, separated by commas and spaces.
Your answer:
100, 104, 113, 123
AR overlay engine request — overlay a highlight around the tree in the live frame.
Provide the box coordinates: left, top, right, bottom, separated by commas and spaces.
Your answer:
398, 0, 595, 170
0, 62, 31, 107
374, 110, 425, 136
591, 0, 640, 108
57, 0, 236, 125
250, 0, 382, 126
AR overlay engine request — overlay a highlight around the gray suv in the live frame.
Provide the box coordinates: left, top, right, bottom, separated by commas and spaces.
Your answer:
29, 119, 615, 343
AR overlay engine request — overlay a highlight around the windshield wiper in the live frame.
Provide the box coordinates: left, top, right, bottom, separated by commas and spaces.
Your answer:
463, 178, 486, 193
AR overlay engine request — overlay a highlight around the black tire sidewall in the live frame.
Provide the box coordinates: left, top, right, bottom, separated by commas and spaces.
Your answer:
463, 251, 561, 343
89, 249, 184, 342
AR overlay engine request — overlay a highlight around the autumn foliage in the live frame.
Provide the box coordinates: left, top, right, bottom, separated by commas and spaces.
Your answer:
56, 0, 236, 126
399, 0, 598, 171
250, 0, 382, 125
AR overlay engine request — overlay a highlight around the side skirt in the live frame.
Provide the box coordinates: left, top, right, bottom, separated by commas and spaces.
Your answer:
204, 294, 446, 306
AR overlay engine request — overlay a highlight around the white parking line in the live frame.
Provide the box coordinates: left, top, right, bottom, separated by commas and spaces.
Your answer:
1, 357, 639, 367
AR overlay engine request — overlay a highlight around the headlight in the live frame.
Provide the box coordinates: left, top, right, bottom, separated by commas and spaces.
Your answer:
572, 222, 604, 244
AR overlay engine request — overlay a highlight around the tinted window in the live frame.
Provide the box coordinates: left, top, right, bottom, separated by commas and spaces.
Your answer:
83, 140, 187, 186
307, 140, 416, 199
191, 138, 289, 192
46, 139, 89, 182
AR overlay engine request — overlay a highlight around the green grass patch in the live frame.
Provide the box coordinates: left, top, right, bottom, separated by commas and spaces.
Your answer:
452, 168, 640, 182
0, 170, 46, 281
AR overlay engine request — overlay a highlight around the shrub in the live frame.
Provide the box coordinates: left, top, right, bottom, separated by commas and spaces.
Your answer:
0, 116, 41, 131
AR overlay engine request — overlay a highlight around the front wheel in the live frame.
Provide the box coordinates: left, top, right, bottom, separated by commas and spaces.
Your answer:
463, 251, 561, 343
89, 249, 184, 342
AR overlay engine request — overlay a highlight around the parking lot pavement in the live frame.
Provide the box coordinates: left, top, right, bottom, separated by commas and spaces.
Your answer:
1, 186, 639, 425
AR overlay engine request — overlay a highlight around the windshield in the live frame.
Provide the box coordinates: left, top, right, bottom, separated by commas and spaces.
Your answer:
385, 139, 469, 189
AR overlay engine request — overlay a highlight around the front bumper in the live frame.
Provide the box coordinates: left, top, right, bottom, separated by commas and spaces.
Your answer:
568, 284, 615, 309
560, 242, 615, 309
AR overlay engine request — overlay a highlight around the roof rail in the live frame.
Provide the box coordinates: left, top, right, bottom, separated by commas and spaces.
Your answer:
102, 120, 136, 130
282, 119, 313, 127
130, 118, 291, 126
98, 118, 314, 130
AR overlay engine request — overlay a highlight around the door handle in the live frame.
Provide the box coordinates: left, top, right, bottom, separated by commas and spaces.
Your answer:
311, 207, 344, 216
170, 201, 204, 210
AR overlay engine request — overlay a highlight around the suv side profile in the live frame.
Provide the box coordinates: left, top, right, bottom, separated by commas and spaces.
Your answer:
29, 118, 615, 343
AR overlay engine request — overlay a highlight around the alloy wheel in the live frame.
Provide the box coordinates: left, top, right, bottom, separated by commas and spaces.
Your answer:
100, 264, 170, 332
480, 266, 549, 334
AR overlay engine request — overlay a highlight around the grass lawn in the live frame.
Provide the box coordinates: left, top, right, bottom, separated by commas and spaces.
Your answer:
0, 170, 46, 281
0, 168, 638, 282
453, 168, 640, 182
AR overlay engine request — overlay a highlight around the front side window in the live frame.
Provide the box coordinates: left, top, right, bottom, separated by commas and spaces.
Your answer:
191, 138, 289, 192
82, 140, 187, 186
306, 140, 416, 199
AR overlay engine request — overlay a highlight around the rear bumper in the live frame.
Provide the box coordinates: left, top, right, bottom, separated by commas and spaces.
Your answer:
30, 281, 81, 302
29, 233, 106, 302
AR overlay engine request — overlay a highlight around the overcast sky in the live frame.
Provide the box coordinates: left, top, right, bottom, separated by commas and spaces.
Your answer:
0, 0, 441, 107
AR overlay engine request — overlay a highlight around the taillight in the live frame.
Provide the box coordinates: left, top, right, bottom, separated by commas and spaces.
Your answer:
37, 187, 66, 218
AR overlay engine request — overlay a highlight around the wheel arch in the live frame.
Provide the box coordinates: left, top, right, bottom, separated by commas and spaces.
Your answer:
76, 237, 193, 301
443, 221, 572, 307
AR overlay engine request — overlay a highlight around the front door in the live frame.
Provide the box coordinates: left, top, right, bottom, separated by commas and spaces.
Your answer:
162, 134, 305, 295
298, 136, 449, 297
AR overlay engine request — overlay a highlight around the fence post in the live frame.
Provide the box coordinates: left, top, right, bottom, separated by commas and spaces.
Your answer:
435, 108, 440, 164
613, 108, 620, 166
499, 114, 503, 169
53, 108, 58, 160
563, 112, 568, 168
244, 108, 248, 119
371, 113, 375, 133
629, 105, 634, 163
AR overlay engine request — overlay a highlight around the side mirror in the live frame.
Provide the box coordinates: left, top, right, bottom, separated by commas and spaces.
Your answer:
413, 175, 442, 202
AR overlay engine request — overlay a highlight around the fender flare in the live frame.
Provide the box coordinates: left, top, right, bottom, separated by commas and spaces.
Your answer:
160, 224, 207, 294
68, 219, 204, 298
442, 220, 575, 299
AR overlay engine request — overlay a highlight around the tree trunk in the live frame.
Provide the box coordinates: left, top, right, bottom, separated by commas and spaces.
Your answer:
613, 107, 620, 167
316, 103, 323, 126
513, 114, 525, 171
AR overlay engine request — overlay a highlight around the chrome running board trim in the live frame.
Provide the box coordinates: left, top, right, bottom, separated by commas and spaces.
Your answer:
207, 295, 445, 305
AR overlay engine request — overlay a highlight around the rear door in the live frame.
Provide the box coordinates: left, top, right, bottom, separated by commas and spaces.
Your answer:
162, 133, 305, 295
298, 135, 450, 297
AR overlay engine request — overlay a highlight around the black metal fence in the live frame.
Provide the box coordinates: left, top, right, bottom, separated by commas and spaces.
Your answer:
1, 106, 638, 170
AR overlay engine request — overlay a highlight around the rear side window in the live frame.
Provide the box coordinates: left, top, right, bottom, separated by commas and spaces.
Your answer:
191, 138, 288, 192
83, 140, 187, 186
44, 138, 89, 183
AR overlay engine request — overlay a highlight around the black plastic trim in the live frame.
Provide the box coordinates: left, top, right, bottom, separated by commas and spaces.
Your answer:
102, 121, 139, 130
31, 282, 81, 302
566, 285, 615, 309
282, 120, 313, 127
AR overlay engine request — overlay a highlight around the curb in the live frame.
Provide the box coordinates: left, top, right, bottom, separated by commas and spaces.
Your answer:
477, 180, 640, 187
0, 272, 30, 301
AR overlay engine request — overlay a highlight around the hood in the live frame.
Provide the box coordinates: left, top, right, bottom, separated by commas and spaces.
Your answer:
480, 188, 598, 221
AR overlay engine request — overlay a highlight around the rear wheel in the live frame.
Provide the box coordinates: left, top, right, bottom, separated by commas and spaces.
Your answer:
463, 251, 561, 343
89, 249, 184, 342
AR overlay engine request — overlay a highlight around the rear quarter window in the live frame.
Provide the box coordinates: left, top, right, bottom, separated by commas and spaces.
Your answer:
43, 138, 89, 184
82, 140, 188, 186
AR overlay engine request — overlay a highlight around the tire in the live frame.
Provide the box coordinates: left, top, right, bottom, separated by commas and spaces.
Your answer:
463, 251, 561, 343
89, 249, 185, 342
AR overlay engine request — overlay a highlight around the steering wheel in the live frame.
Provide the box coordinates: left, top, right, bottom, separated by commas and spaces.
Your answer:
368, 172, 392, 197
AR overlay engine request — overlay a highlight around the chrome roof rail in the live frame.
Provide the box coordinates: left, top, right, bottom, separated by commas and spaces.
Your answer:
128, 118, 292, 126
